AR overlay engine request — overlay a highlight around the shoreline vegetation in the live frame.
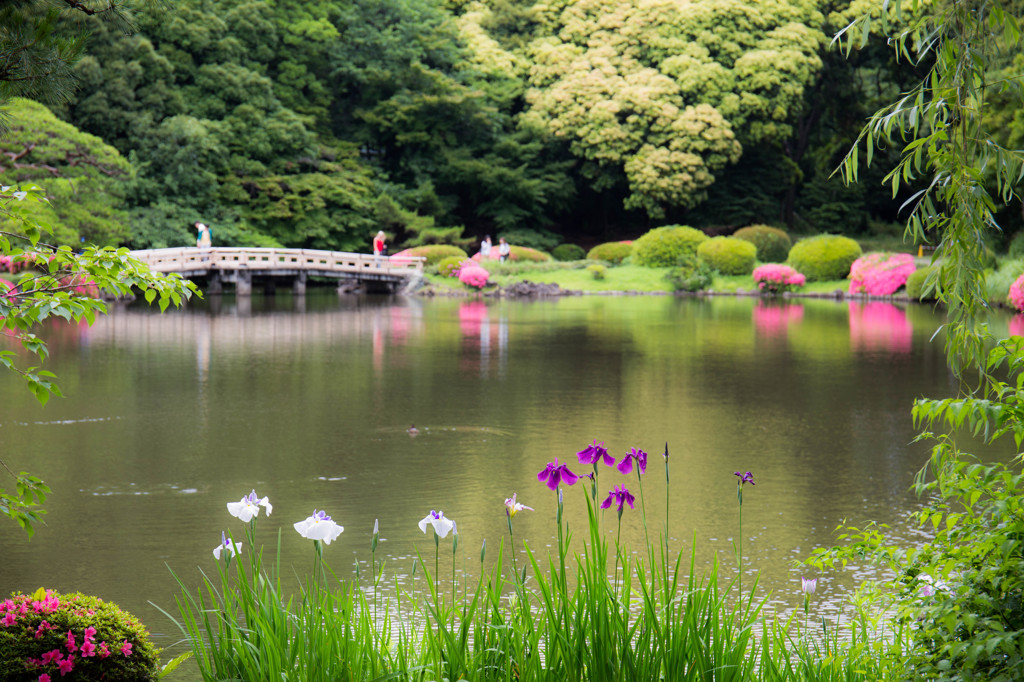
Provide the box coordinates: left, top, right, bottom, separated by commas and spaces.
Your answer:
412, 261, 928, 304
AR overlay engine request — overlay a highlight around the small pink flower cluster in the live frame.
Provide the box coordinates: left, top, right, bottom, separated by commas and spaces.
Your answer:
848, 252, 916, 296
1008, 273, 1024, 312
752, 264, 806, 294
458, 264, 490, 289
0, 254, 29, 274
1, 592, 133, 680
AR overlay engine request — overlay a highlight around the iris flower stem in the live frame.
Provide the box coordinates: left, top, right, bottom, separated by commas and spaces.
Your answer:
613, 512, 623, 598
507, 516, 524, 603
434, 531, 440, 604
736, 485, 743, 598
635, 469, 651, 555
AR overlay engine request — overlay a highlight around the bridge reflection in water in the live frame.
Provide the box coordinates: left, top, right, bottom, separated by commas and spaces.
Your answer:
130, 247, 425, 295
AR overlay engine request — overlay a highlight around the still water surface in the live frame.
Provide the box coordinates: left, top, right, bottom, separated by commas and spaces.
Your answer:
0, 293, 980, 656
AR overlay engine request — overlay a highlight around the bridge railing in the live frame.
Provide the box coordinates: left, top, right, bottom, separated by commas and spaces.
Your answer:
130, 247, 425, 276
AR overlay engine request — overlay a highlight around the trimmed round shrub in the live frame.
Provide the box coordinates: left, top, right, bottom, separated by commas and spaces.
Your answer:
633, 226, 708, 267
390, 244, 468, 266
1009, 273, 1024, 311
436, 256, 469, 278
508, 245, 553, 262
733, 225, 792, 263
586, 264, 606, 280
905, 265, 940, 301
786, 234, 862, 282
552, 243, 586, 261
586, 241, 634, 264
697, 236, 757, 276
458, 264, 489, 289
752, 264, 806, 294
848, 252, 916, 295
666, 258, 714, 292
0, 588, 159, 681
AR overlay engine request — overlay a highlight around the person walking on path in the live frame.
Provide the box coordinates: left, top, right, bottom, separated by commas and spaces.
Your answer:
373, 231, 387, 257
498, 237, 511, 262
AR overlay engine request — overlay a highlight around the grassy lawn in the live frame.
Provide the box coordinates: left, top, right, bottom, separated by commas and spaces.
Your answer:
424, 262, 850, 296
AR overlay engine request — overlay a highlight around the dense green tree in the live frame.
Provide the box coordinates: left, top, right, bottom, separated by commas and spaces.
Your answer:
0, 98, 131, 245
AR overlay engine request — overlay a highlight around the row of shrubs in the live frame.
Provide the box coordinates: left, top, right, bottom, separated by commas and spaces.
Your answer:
398, 229, 1024, 309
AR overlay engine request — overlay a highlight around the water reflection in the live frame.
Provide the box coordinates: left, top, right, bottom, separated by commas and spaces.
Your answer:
753, 301, 805, 339
0, 293, 997, 666
458, 301, 509, 378
849, 302, 913, 354
1009, 313, 1024, 337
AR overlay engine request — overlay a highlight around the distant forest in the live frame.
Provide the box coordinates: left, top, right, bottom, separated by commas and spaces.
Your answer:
2, 0, 1022, 252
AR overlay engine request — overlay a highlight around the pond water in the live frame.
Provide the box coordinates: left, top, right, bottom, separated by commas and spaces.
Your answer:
0, 292, 1002, 661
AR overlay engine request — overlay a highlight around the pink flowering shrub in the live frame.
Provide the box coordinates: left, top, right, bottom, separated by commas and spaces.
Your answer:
752, 264, 806, 294
848, 252, 916, 296
1008, 273, 1024, 312
458, 264, 490, 289
0, 589, 158, 681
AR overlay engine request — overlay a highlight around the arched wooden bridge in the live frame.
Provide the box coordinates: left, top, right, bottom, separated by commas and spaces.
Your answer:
130, 247, 425, 295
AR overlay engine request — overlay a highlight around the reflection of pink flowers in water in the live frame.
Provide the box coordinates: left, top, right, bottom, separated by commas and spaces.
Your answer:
1009, 314, 1024, 337
849, 302, 912, 353
753, 302, 804, 338
458, 301, 489, 336
848, 253, 916, 296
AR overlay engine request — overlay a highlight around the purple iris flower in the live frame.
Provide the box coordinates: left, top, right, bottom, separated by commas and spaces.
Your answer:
600, 484, 635, 511
577, 440, 615, 467
734, 471, 755, 486
617, 448, 648, 475
537, 459, 579, 491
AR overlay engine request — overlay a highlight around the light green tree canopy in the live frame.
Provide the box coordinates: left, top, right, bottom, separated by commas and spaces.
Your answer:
518, 0, 826, 218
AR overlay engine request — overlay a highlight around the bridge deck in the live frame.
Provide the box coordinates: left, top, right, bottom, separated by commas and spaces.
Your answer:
130, 247, 424, 279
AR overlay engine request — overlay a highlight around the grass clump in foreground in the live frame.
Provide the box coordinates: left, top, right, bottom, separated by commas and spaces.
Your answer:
161, 443, 906, 681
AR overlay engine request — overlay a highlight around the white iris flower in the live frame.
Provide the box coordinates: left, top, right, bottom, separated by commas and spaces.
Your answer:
294, 509, 344, 544
227, 489, 272, 522
418, 510, 455, 538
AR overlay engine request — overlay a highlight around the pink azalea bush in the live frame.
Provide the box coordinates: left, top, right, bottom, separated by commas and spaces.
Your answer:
1008, 273, 1024, 312
848, 252, 916, 296
752, 264, 806, 294
458, 264, 490, 289
0, 589, 158, 681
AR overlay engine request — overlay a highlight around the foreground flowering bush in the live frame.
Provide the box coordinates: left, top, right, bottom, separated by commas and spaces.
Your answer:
752, 264, 806, 294
0, 589, 158, 681
848, 252, 916, 296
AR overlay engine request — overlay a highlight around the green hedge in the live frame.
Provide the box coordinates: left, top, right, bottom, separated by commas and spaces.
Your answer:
395, 244, 469, 266
509, 245, 553, 262
787, 234, 862, 282
586, 241, 634, 264
633, 226, 708, 267
697, 236, 757, 275
905, 265, 939, 301
436, 256, 467, 277
733, 225, 792, 263
552, 243, 586, 261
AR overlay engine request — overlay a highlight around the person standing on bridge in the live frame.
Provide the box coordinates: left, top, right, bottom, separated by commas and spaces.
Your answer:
195, 222, 212, 249
373, 231, 387, 257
